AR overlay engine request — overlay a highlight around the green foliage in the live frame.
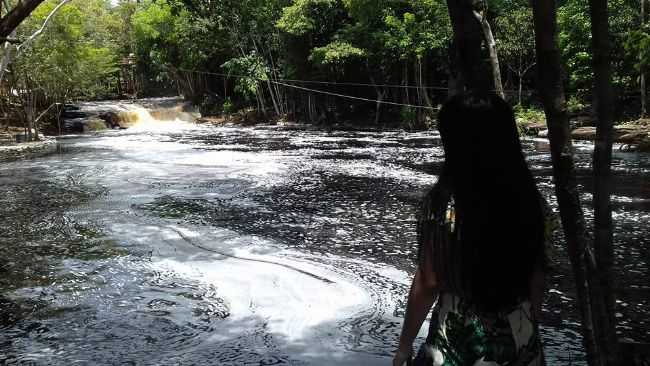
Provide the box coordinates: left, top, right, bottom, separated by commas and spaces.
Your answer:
625, 27, 650, 74
222, 97, 235, 114
567, 95, 586, 114
382, 0, 451, 60
277, 0, 336, 36
400, 106, 417, 124
4, 0, 645, 124
221, 53, 269, 100
514, 105, 545, 123
558, 0, 637, 92
132, 1, 209, 79
310, 41, 365, 66
513, 105, 546, 134
13, 0, 121, 100
495, 8, 535, 72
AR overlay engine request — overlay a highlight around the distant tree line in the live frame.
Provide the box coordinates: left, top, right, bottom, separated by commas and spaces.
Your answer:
126, 0, 646, 128
1, 0, 647, 134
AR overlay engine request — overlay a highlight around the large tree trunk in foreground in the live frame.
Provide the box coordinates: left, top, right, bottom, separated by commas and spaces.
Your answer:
0, 0, 46, 39
530, 1, 601, 365
588, 0, 618, 363
446, 0, 488, 95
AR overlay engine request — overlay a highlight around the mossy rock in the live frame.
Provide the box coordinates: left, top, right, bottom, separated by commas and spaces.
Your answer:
83, 118, 109, 132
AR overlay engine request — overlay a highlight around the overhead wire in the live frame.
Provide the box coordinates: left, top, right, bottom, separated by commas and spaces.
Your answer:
270, 80, 437, 110
176, 67, 522, 110
176, 67, 450, 90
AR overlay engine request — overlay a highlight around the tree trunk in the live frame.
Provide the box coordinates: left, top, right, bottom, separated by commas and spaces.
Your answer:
473, 8, 505, 98
265, 79, 280, 116
518, 71, 523, 105
642, 0, 647, 118
414, 58, 428, 128
446, 0, 488, 93
447, 41, 463, 97
530, 1, 601, 365
417, 57, 433, 108
0, 0, 45, 38
368, 74, 385, 125
588, 0, 618, 364
402, 61, 410, 105
642, 73, 647, 118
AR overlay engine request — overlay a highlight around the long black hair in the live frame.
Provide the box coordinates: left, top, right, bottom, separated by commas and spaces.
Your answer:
425, 91, 545, 312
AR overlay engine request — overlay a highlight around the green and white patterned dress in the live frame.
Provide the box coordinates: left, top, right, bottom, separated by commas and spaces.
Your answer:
414, 188, 557, 366
418, 294, 543, 366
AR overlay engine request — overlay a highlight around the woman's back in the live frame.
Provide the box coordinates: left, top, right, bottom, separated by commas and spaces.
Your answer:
393, 92, 550, 366
414, 186, 554, 366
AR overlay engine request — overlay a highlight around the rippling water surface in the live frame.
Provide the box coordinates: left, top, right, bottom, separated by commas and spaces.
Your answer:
1, 114, 648, 365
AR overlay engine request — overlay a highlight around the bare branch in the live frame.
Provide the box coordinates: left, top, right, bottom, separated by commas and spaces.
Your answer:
16, 0, 71, 56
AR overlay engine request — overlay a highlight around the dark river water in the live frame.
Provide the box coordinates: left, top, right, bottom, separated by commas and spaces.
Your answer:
1, 109, 648, 365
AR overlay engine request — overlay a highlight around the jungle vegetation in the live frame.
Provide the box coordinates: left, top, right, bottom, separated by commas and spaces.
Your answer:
0, 0, 647, 133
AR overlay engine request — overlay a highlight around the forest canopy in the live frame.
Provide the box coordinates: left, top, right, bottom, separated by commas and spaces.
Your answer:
0, 0, 648, 132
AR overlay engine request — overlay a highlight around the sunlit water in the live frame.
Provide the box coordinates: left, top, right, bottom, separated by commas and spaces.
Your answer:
1, 105, 648, 365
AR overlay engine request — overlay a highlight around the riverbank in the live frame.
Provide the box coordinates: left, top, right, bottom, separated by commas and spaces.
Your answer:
0, 137, 58, 163
519, 115, 650, 152
570, 119, 650, 151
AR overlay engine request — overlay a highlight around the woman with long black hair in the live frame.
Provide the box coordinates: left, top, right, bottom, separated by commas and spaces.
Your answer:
393, 92, 554, 366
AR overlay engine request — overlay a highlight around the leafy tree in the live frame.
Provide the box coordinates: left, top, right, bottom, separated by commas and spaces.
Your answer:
7, 0, 120, 138
495, 7, 536, 105
558, 0, 636, 98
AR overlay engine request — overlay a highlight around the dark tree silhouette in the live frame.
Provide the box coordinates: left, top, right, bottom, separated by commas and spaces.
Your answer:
529, 0, 601, 365
0, 0, 46, 39
588, 0, 618, 363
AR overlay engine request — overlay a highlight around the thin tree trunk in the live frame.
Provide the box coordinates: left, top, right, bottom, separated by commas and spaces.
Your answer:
0, 33, 14, 83
251, 38, 280, 116
418, 57, 433, 108
518, 71, 523, 105
402, 61, 410, 105
642, 73, 647, 118
588, 0, 618, 363
530, 1, 601, 365
642, 0, 647, 118
368, 74, 384, 125
375, 90, 384, 125
265, 79, 280, 116
256, 84, 267, 116
473, 8, 505, 98
414, 58, 426, 127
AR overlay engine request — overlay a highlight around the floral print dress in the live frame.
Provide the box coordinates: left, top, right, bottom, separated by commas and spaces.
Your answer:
414, 194, 558, 366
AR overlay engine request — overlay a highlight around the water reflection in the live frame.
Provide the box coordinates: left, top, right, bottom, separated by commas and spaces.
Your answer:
1, 120, 648, 365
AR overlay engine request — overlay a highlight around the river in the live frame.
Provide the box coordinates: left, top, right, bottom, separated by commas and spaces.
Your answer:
1, 100, 648, 365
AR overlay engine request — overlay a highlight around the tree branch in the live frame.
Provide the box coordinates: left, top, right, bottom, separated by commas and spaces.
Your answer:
16, 0, 71, 56
0, 0, 46, 38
